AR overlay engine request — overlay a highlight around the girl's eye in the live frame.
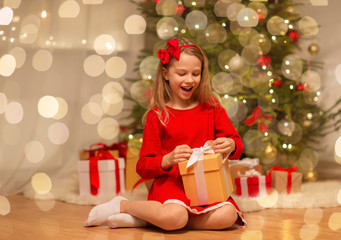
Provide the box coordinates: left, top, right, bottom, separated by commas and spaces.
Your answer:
178, 73, 185, 76
193, 73, 200, 76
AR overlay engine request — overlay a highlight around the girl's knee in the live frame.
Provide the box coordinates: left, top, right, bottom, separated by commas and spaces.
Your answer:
215, 205, 238, 229
160, 205, 188, 231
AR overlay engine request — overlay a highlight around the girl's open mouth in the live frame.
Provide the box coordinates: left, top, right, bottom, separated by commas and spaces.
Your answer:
181, 86, 193, 92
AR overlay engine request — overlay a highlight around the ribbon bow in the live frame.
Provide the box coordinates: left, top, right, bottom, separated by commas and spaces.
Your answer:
157, 39, 181, 64
186, 141, 214, 168
244, 106, 273, 133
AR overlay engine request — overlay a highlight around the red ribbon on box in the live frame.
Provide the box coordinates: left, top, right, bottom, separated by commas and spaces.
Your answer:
89, 150, 121, 196
235, 175, 272, 198
268, 166, 298, 194
88, 141, 128, 159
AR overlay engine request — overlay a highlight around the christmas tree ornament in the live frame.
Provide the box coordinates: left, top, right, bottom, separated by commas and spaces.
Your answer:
308, 43, 320, 55
256, 55, 271, 68
287, 29, 300, 43
264, 143, 277, 159
304, 170, 318, 182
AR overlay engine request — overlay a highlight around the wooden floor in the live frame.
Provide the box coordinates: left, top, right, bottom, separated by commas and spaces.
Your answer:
1, 194, 340, 240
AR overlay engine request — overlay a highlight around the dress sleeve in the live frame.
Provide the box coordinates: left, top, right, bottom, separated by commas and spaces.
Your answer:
214, 105, 244, 160
136, 110, 171, 179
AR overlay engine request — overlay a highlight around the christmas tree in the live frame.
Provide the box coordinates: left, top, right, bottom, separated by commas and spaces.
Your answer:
125, 0, 341, 172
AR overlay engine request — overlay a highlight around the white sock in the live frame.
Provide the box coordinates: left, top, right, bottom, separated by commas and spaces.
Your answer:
84, 196, 127, 227
107, 213, 147, 229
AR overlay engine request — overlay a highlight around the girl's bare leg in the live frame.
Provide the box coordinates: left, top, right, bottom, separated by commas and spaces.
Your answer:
120, 200, 189, 231
186, 205, 238, 230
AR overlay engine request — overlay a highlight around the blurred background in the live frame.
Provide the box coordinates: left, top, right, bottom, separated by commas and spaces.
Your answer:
0, 0, 340, 198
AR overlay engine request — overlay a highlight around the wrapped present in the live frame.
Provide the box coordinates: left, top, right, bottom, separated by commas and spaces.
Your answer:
229, 158, 263, 190
269, 166, 302, 194
178, 142, 234, 207
77, 150, 125, 196
235, 169, 272, 198
79, 142, 128, 160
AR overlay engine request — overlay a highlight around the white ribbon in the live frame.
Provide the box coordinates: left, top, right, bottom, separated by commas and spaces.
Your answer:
237, 169, 261, 177
186, 141, 214, 168
228, 158, 259, 168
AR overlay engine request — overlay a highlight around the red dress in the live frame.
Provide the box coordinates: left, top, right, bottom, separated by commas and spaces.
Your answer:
136, 103, 247, 227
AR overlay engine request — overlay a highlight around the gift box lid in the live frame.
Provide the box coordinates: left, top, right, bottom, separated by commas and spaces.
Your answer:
235, 174, 272, 186
77, 158, 125, 172
178, 153, 223, 175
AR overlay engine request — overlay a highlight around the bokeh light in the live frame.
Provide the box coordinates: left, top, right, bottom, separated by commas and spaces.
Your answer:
32, 49, 53, 71
52, 97, 68, 120
139, 56, 159, 80
0, 92, 8, 114
220, 96, 239, 118
58, 0, 80, 18
83, 55, 105, 77
241, 44, 261, 65
241, 230, 263, 240
230, 102, 248, 122
5, 101, 23, 124
335, 64, 341, 85
4, 0, 21, 9
301, 70, 321, 92
0, 7, 13, 25
38, 95, 59, 118
229, 55, 247, 73
48, 122, 69, 145
250, 33, 271, 55
0, 54, 16, 76
82, 0, 103, 4
34, 192, 56, 212
0, 196, 11, 216
217, 49, 237, 71
105, 57, 127, 79
212, 72, 234, 94
258, 92, 279, 112
25, 141, 45, 163
257, 190, 279, 208
97, 117, 120, 140
204, 23, 227, 44
278, 119, 296, 136
337, 188, 341, 204
81, 102, 102, 124
267, 16, 288, 35
335, 136, 341, 158
183, 0, 206, 7
20, 15, 40, 44
124, 15, 146, 34
156, 17, 178, 40
102, 82, 124, 104
238, 28, 258, 47
214, 0, 230, 17
94, 34, 116, 55
298, 16, 318, 36
298, 148, 319, 171
130, 80, 152, 109
102, 98, 124, 116
283, 123, 303, 144
299, 224, 319, 240
237, 8, 259, 27
304, 208, 323, 225
185, 10, 207, 30
156, 0, 177, 16
248, 1, 268, 20
243, 129, 264, 153
9, 47, 26, 68
227, 2, 245, 21
31, 172, 52, 195
281, 54, 303, 80
1, 124, 21, 145
328, 212, 341, 231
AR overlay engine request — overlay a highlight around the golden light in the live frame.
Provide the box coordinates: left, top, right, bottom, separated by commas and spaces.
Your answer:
32, 49, 53, 71
4, 0, 21, 9
0, 92, 7, 114
25, 141, 45, 163
241, 230, 263, 240
105, 57, 127, 79
34, 192, 56, 212
38, 95, 59, 118
0, 196, 11, 216
335, 136, 341, 158
48, 122, 70, 145
41, 10, 47, 18
102, 98, 124, 116
257, 190, 279, 208
97, 117, 120, 140
299, 224, 319, 240
102, 82, 124, 104
81, 102, 102, 124
0, 7, 13, 25
83, 55, 105, 77
5, 101, 23, 124
298, 16, 319, 36
31, 173, 52, 195
9, 47, 26, 68
94, 34, 116, 55
124, 15, 147, 34
303, 208, 323, 225
20, 15, 40, 44
328, 212, 341, 231
52, 97, 68, 120
58, 0, 80, 18
0, 54, 16, 76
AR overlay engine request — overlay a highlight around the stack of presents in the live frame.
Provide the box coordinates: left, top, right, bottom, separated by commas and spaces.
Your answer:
77, 142, 303, 205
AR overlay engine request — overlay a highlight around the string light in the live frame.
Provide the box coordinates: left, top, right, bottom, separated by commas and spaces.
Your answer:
41, 10, 47, 18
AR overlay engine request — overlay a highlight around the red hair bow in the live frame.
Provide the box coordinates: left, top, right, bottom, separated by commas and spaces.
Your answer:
157, 39, 181, 64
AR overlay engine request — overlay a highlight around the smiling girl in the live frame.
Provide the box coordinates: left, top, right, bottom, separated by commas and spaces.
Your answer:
84, 37, 246, 230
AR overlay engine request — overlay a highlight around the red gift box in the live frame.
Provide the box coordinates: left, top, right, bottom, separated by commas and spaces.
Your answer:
235, 175, 272, 198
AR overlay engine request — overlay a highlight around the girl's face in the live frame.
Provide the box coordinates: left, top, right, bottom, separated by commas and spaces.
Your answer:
163, 52, 202, 109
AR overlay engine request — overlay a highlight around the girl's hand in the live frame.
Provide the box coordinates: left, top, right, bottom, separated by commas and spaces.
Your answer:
211, 138, 235, 164
161, 144, 193, 169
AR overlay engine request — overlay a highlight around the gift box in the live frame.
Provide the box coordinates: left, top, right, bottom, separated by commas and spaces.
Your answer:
79, 149, 119, 160
235, 174, 272, 198
269, 166, 302, 194
179, 153, 234, 207
79, 142, 123, 160
229, 158, 262, 190
125, 148, 145, 190
77, 157, 125, 196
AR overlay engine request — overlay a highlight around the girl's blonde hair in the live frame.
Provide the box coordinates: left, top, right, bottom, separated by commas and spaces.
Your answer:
143, 37, 217, 125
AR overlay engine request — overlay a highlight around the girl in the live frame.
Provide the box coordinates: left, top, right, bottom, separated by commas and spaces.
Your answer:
84, 37, 247, 230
